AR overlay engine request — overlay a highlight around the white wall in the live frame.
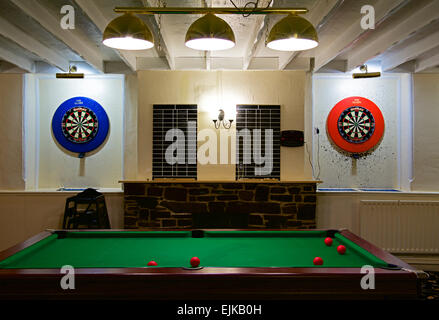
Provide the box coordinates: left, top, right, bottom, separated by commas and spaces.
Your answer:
137, 70, 313, 181
0, 74, 24, 190
123, 74, 138, 180
25, 75, 125, 189
0, 191, 123, 251
412, 74, 439, 192
313, 74, 410, 189
0, 74, 127, 251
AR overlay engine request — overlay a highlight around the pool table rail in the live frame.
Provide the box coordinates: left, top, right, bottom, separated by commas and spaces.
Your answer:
0, 229, 423, 300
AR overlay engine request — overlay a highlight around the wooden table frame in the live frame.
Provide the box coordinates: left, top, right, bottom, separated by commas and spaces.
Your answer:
0, 229, 424, 300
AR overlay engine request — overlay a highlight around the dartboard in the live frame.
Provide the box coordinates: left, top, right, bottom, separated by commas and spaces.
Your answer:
327, 97, 384, 154
337, 106, 375, 143
52, 97, 109, 155
62, 107, 99, 143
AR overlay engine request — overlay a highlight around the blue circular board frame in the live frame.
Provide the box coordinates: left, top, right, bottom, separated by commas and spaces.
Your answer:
52, 97, 109, 156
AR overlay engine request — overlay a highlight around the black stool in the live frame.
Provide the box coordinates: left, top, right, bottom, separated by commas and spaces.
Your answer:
62, 188, 111, 229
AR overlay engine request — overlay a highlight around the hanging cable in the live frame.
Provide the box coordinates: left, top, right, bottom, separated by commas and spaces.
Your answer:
229, 0, 273, 18
305, 142, 315, 179
304, 131, 321, 180
315, 133, 321, 180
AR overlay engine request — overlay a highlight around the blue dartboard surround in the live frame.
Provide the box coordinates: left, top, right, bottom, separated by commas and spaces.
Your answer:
52, 97, 109, 154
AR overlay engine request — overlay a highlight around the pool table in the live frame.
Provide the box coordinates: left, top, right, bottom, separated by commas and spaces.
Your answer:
0, 229, 424, 300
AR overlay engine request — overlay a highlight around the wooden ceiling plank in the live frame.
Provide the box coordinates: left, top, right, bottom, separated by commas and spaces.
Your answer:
242, 0, 276, 70
242, 11, 268, 70
382, 30, 439, 71
10, 0, 105, 73
0, 45, 34, 73
347, 0, 439, 71
313, 0, 407, 72
415, 52, 439, 73
0, 16, 68, 71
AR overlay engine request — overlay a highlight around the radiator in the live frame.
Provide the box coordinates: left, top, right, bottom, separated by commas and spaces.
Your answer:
359, 200, 439, 254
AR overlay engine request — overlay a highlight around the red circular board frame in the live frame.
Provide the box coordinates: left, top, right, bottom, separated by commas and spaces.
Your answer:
327, 96, 384, 153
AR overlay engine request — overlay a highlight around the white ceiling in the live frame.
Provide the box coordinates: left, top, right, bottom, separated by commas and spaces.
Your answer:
0, 0, 438, 73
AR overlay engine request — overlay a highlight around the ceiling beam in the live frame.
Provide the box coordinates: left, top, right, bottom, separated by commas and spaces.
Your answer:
0, 60, 27, 73
0, 46, 34, 72
0, 16, 68, 71
73, 0, 137, 71
283, 57, 311, 70
141, 0, 174, 70
10, 0, 105, 73
314, 59, 347, 73
114, 6, 308, 15
137, 57, 172, 70
415, 51, 439, 73
279, 0, 342, 70
382, 30, 439, 71
247, 57, 278, 70
347, 0, 439, 71
174, 57, 205, 70
104, 61, 134, 74
242, 0, 272, 70
313, 0, 408, 72
242, 19, 264, 70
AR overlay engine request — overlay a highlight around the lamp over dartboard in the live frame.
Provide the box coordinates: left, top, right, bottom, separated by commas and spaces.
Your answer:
51, 97, 110, 158
326, 96, 384, 157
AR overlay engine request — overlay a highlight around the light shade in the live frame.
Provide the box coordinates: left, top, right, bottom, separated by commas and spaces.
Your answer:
185, 13, 235, 51
266, 14, 318, 51
103, 13, 154, 50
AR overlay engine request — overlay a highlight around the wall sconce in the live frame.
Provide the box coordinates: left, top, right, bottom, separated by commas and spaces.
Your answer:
213, 109, 233, 129
56, 65, 84, 79
352, 65, 381, 79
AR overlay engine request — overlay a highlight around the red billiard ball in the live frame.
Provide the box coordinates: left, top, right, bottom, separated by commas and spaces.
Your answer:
147, 260, 158, 266
337, 245, 346, 255
313, 257, 323, 265
190, 257, 200, 268
324, 237, 333, 246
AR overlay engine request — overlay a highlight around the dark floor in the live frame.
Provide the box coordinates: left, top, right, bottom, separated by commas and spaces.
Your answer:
421, 271, 439, 300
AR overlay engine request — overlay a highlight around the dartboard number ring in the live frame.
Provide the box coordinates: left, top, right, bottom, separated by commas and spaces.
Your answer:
327, 97, 384, 154
337, 106, 375, 144
52, 97, 109, 155
61, 107, 99, 144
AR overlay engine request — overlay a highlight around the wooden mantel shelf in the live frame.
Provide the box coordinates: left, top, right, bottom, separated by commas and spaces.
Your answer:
119, 180, 322, 184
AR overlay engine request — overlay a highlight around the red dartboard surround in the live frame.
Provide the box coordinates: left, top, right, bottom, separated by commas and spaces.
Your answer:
327, 96, 384, 154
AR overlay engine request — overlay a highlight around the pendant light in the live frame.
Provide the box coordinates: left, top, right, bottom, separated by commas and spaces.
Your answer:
103, 13, 154, 50
185, 13, 235, 51
266, 14, 318, 51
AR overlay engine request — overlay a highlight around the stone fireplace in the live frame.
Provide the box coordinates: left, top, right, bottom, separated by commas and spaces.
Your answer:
122, 181, 318, 229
